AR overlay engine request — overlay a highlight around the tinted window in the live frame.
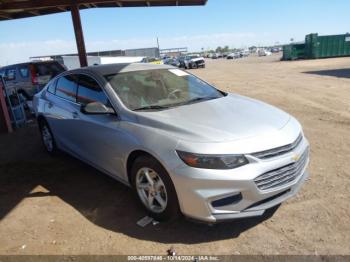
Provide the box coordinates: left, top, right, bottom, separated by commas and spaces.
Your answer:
34, 62, 65, 77
47, 79, 57, 94
19, 66, 29, 78
5, 68, 16, 81
0, 70, 5, 78
77, 75, 108, 105
56, 75, 78, 102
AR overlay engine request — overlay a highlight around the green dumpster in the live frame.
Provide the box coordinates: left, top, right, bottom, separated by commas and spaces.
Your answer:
305, 33, 350, 59
282, 43, 305, 60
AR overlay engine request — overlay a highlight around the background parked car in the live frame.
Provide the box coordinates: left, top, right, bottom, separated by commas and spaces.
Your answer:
227, 52, 240, 59
0, 61, 66, 100
141, 57, 164, 65
164, 58, 180, 67
179, 55, 205, 69
271, 47, 281, 53
211, 53, 218, 59
240, 50, 250, 57
258, 49, 272, 57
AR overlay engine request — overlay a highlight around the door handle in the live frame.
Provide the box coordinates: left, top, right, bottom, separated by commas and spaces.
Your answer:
72, 111, 79, 119
47, 102, 53, 108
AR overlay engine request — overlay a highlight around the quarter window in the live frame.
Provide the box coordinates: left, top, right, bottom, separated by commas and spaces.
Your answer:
19, 66, 29, 78
56, 75, 78, 102
77, 75, 108, 105
47, 79, 57, 94
5, 68, 16, 81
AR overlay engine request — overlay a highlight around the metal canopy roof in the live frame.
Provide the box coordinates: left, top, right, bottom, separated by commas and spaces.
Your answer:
0, 0, 207, 67
0, 0, 207, 21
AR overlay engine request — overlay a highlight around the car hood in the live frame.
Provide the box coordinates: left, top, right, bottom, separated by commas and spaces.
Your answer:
190, 57, 205, 62
136, 94, 291, 143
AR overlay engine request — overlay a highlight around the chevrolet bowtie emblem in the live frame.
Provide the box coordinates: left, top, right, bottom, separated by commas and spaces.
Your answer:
292, 154, 301, 161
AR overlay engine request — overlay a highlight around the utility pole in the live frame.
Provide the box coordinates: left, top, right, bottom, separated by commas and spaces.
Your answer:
157, 37, 160, 57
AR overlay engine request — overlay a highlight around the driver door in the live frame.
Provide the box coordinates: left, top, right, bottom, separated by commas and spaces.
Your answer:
68, 74, 126, 178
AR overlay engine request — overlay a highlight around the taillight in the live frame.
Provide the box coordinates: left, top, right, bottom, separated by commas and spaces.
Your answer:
29, 64, 38, 85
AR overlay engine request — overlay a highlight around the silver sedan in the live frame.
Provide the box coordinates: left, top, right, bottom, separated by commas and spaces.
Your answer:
33, 63, 310, 223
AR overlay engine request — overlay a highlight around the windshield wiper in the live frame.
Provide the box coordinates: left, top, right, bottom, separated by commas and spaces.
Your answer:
133, 105, 169, 111
134, 97, 219, 111
179, 96, 219, 106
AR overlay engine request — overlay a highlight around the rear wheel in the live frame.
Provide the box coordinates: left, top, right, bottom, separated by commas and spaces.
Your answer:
38, 119, 58, 155
131, 155, 180, 221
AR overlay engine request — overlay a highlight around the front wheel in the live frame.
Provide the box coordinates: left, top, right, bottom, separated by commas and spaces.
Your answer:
131, 155, 180, 221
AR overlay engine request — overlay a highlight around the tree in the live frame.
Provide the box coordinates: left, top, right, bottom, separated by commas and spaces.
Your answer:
216, 46, 223, 53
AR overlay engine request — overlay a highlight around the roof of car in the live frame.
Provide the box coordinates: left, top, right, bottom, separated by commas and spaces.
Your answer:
85, 63, 175, 76
0, 60, 62, 69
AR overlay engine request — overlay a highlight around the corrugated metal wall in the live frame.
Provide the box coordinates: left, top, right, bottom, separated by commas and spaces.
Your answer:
125, 48, 160, 58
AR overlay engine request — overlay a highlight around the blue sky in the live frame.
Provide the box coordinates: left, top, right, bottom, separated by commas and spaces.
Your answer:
0, 0, 349, 65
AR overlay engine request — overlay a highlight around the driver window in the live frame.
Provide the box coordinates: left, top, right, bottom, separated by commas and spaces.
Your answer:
77, 75, 108, 106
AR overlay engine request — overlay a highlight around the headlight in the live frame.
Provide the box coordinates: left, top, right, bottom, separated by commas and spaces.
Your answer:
176, 151, 249, 170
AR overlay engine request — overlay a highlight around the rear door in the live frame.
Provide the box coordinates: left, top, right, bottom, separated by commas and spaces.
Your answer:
17, 64, 33, 98
44, 73, 81, 154
4, 67, 17, 91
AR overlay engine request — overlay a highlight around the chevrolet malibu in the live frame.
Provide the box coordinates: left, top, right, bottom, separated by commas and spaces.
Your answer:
33, 63, 310, 223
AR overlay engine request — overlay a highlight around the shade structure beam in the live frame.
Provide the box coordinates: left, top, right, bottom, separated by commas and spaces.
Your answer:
70, 4, 88, 67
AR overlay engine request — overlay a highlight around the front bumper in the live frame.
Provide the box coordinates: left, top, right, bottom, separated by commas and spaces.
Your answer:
213, 170, 309, 222
169, 138, 310, 223
194, 61, 205, 67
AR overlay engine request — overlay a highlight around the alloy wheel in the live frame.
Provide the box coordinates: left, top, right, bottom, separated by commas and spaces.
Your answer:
136, 167, 168, 213
41, 125, 53, 152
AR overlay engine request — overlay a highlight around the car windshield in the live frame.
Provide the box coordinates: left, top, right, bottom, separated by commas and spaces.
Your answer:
105, 69, 224, 111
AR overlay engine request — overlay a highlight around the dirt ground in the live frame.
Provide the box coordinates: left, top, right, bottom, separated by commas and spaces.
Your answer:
0, 54, 349, 255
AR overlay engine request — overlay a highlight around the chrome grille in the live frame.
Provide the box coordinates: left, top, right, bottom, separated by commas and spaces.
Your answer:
254, 149, 309, 190
251, 133, 303, 159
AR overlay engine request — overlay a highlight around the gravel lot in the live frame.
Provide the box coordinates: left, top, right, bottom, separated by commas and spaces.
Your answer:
0, 54, 349, 255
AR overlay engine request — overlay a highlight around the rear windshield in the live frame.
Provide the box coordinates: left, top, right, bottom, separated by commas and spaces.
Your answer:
34, 62, 65, 77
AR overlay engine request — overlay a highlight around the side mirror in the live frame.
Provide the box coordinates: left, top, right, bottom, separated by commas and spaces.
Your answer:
81, 102, 115, 115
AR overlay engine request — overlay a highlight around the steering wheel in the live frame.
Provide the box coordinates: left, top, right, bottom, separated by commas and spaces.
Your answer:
168, 89, 183, 100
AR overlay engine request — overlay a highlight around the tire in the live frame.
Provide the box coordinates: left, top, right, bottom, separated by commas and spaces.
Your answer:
38, 118, 58, 155
131, 155, 180, 221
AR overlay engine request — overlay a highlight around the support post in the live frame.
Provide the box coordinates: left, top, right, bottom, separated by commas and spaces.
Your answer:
71, 4, 88, 67
0, 77, 13, 133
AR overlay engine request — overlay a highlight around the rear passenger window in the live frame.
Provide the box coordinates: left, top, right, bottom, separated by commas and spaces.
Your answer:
77, 75, 108, 105
56, 75, 78, 102
19, 66, 29, 78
